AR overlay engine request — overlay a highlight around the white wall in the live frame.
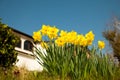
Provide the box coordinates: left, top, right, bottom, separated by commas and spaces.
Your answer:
16, 54, 43, 71
15, 37, 45, 71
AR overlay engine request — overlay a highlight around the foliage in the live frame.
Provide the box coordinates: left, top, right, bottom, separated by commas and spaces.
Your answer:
0, 66, 69, 80
103, 18, 120, 62
32, 24, 118, 80
0, 66, 120, 80
0, 22, 20, 68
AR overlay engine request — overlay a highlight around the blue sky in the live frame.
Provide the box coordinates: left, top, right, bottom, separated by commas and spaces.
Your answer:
0, 0, 120, 47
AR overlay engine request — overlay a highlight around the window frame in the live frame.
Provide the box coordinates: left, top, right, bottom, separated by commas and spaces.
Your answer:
24, 40, 33, 51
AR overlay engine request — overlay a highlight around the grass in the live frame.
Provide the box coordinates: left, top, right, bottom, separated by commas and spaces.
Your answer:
0, 66, 120, 80
0, 66, 70, 80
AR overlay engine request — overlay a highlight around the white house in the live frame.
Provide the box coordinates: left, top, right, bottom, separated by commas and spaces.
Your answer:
12, 28, 44, 71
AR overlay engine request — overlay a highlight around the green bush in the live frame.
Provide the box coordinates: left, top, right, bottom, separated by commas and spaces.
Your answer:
0, 22, 20, 68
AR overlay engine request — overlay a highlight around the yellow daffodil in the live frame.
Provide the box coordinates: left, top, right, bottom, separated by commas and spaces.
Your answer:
60, 30, 67, 37
55, 37, 66, 47
86, 37, 93, 45
85, 31, 95, 40
47, 26, 59, 40
85, 31, 95, 45
40, 25, 50, 35
74, 34, 83, 45
65, 31, 77, 44
32, 31, 42, 41
98, 40, 105, 50
80, 37, 87, 47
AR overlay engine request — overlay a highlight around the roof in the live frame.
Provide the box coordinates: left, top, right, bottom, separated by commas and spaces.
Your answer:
10, 27, 33, 39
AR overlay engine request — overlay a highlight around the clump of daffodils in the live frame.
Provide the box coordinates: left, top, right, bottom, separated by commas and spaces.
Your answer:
32, 24, 105, 50
55, 30, 95, 47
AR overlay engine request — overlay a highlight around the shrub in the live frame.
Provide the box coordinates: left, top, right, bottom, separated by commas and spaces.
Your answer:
0, 22, 20, 68
103, 18, 120, 63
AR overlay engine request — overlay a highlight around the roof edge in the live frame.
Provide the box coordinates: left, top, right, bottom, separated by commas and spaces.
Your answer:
10, 27, 33, 39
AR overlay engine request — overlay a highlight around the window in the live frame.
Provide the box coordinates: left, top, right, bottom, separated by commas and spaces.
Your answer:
16, 40, 21, 48
24, 40, 33, 51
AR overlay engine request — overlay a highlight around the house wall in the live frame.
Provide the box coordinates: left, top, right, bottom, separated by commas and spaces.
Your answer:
16, 51, 43, 71
13, 30, 44, 71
